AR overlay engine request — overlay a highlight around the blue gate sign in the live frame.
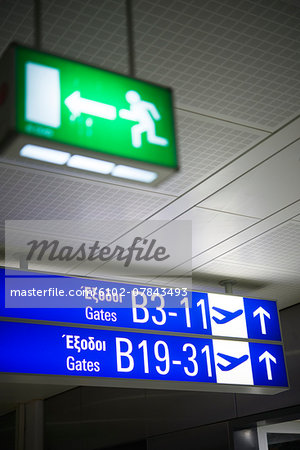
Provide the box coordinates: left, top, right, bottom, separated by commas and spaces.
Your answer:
207, 293, 282, 341
0, 320, 288, 393
1, 269, 282, 342
1, 269, 209, 335
244, 298, 282, 341
212, 339, 288, 388
249, 342, 288, 387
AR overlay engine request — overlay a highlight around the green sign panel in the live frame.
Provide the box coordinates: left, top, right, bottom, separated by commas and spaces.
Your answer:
0, 45, 178, 184
15, 46, 177, 169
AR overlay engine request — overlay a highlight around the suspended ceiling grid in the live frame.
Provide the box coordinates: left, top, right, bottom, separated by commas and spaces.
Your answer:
0, 0, 300, 310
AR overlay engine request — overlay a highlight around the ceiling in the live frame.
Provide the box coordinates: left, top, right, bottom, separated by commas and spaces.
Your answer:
1, 0, 300, 311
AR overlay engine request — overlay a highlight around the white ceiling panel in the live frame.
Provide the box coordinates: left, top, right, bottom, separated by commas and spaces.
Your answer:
216, 219, 300, 274
191, 219, 300, 308
134, 0, 300, 130
191, 201, 300, 270
4, 220, 130, 245
151, 201, 300, 293
151, 117, 300, 221
199, 139, 300, 218
0, 0, 34, 50
66, 219, 192, 280
192, 259, 300, 309
147, 275, 192, 289
180, 207, 257, 256
153, 111, 266, 196
0, 163, 171, 222
134, 208, 257, 286
41, 0, 128, 74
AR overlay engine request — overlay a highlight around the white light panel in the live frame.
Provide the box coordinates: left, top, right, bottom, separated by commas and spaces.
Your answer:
20, 145, 70, 165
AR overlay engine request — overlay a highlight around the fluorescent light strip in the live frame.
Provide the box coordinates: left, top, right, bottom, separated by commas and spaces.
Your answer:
67, 154, 115, 174
20, 145, 158, 183
112, 164, 157, 183
20, 144, 70, 165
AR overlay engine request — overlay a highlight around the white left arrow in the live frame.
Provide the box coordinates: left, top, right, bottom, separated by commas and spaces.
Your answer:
64, 91, 117, 120
259, 351, 277, 380
253, 306, 270, 335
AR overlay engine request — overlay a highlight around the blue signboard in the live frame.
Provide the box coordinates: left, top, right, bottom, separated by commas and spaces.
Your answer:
0, 321, 288, 391
249, 342, 287, 387
207, 292, 281, 341
0, 268, 288, 393
1, 269, 282, 342
244, 298, 282, 342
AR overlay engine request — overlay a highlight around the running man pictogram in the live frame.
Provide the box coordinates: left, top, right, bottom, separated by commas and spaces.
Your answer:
119, 90, 169, 148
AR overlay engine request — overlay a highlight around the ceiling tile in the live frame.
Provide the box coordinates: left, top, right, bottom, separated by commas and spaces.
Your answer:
190, 219, 300, 308
192, 258, 300, 309
0, 164, 171, 222
199, 140, 300, 219
152, 111, 266, 196
41, 0, 128, 73
0, 0, 34, 50
134, 0, 300, 130
217, 219, 300, 273
181, 207, 257, 256
190, 219, 300, 309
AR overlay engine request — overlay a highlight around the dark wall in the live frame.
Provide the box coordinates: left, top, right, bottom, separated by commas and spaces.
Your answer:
148, 422, 231, 450
0, 411, 15, 449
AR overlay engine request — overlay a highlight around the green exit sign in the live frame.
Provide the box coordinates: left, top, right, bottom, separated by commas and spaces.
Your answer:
0, 44, 178, 185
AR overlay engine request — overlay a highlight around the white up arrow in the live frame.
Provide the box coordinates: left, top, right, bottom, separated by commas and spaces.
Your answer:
64, 91, 117, 121
253, 306, 270, 335
259, 351, 277, 380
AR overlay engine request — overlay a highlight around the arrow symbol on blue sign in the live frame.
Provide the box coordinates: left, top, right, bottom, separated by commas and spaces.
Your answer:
65, 91, 117, 121
212, 307, 243, 324
259, 351, 277, 380
217, 353, 249, 371
253, 307, 270, 335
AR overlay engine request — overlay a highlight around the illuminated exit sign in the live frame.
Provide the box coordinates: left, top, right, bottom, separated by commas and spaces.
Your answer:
0, 44, 178, 185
